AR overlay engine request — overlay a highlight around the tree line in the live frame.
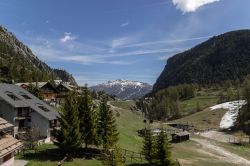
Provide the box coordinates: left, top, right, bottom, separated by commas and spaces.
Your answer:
55, 89, 119, 154
135, 84, 196, 121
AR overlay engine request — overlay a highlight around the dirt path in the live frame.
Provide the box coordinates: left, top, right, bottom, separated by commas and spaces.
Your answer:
199, 130, 233, 143
192, 138, 250, 165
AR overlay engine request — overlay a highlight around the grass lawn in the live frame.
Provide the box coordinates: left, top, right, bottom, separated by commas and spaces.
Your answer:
16, 144, 101, 166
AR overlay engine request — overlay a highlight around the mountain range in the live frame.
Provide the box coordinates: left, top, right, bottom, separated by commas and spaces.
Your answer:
91, 79, 152, 100
154, 30, 250, 92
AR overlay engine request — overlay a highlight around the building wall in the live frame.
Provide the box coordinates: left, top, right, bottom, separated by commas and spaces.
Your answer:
42, 93, 57, 102
0, 100, 16, 125
30, 111, 50, 138
0, 99, 51, 140
0, 152, 14, 166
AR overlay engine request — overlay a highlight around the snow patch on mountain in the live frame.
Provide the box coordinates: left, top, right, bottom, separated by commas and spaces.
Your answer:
210, 100, 246, 129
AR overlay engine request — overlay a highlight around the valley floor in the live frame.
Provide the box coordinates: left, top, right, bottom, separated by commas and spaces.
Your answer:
17, 100, 250, 166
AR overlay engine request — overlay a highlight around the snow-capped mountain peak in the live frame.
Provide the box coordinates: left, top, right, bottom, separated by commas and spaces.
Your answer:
91, 79, 152, 100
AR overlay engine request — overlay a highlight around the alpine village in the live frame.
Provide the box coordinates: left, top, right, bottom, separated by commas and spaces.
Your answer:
1, 1, 250, 166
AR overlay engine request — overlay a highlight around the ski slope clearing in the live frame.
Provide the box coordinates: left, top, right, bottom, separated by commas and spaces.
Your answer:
210, 100, 246, 129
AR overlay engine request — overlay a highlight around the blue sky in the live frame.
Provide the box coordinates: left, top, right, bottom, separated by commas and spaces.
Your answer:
0, 0, 250, 86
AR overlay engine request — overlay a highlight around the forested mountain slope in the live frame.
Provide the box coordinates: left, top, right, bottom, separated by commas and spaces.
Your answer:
0, 25, 77, 85
154, 30, 250, 92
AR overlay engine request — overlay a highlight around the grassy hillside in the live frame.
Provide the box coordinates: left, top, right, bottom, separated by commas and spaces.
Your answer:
110, 100, 144, 152
17, 100, 146, 166
180, 89, 220, 116
172, 108, 227, 130
110, 100, 135, 110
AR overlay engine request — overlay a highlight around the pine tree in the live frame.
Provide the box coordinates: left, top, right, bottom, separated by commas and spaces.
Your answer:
97, 96, 119, 149
27, 84, 43, 99
78, 88, 97, 148
154, 129, 173, 166
55, 92, 82, 153
101, 145, 123, 166
142, 128, 154, 164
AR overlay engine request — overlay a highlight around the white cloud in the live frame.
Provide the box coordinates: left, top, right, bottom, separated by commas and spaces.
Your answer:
111, 36, 136, 49
172, 0, 220, 13
120, 20, 129, 27
60, 32, 77, 43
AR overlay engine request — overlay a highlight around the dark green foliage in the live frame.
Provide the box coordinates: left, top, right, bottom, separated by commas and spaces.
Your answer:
97, 96, 119, 149
154, 30, 250, 92
27, 84, 42, 99
142, 129, 154, 164
0, 42, 50, 83
55, 93, 82, 153
101, 145, 123, 166
78, 88, 97, 148
141, 129, 174, 166
154, 130, 173, 166
237, 75, 250, 129
136, 84, 194, 120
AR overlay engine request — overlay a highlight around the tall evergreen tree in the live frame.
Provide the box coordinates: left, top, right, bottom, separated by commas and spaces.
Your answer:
78, 88, 97, 148
154, 129, 173, 166
142, 128, 154, 164
101, 145, 123, 166
97, 96, 119, 149
55, 93, 82, 153
27, 84, 42, 99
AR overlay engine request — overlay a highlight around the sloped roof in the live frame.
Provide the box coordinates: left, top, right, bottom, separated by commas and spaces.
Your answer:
174, 131, 190, 137
16, 82, 48, 88
0, 84, 58, 120
0, 117, 13, 131
0, 134, 22, 158
57, 83, 73, 91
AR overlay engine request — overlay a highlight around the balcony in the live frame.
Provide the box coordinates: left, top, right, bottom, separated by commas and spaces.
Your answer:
18, 126, 30, 133
15, 114, 31, 120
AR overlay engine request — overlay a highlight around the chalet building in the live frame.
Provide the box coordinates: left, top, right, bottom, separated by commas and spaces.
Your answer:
171, 131, 190, 143
16, 82, 58, 103
56, 83, 73, 105
0, 117, 22, 166
0, 84, 58, 143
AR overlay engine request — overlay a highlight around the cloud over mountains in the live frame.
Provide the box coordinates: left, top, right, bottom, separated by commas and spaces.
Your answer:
172, 0, 221, 13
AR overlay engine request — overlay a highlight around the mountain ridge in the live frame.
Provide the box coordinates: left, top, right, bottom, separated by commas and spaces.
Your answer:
91, 79, 152, 100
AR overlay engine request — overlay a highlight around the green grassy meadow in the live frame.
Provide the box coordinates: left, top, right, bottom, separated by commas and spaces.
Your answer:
180, 89, 220, 116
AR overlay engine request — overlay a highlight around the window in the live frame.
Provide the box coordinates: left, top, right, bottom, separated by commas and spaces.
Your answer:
19, 92, 31, 99
5, 91, 20, 101
37, 104, 50, 112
